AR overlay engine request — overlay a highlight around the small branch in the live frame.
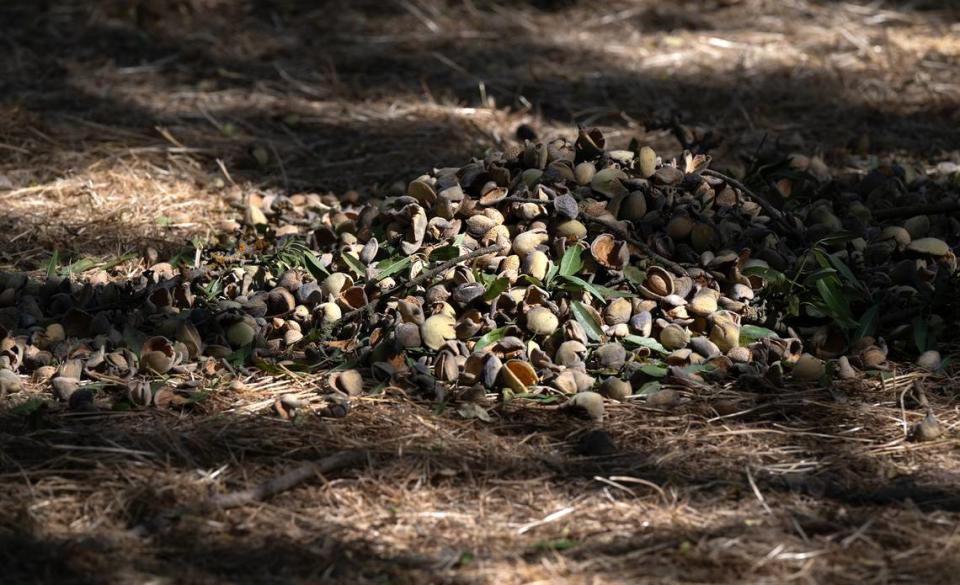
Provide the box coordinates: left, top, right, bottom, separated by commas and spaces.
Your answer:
702, 169, 792, 229
579, 214, 689, 276
498, 196, 550, 205
201, 450, 366, 511
495, 194, 689, 275
872, 201, 960, 220
381, 243, 502, 298
338, 243, 502, 324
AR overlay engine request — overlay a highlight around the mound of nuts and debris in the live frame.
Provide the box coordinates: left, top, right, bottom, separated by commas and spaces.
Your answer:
0, 127, 958, 425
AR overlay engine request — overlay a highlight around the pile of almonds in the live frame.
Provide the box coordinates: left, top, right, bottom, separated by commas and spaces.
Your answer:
0, 127, 957, 424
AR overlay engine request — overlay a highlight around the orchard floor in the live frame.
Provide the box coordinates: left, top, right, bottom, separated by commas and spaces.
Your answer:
1, 1, 960, 583
4, 368, 960, 584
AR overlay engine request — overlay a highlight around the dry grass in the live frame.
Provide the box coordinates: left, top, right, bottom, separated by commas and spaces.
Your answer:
4, 364, 960, 584
2, 0, 960, 583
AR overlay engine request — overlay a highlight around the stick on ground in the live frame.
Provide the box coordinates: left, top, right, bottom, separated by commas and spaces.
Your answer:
338, 243, 502, 324
872, 201, 960, 220
494, 195, 690, 275
381, 243, 502, 298
701, 169, 795, 233
202, 450, 367, 510
579, 214, 689, 276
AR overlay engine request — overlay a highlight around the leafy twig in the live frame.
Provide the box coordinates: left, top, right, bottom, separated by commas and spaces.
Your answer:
338, 243, 502, 324
381, 243, 502, 297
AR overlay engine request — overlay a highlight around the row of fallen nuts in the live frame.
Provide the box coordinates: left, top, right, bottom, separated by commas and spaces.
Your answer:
0, 126, 956, 422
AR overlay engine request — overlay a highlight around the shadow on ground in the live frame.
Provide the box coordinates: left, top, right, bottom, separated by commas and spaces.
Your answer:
3, 382, 960, 583
2, 0, 958, 189
2, 0, 959, 259
2, 1, 960, 582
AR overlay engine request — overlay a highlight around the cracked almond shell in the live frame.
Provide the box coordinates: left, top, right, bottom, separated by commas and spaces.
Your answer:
501, 359, 538, 393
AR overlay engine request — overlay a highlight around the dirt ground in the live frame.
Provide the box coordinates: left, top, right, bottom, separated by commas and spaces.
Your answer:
2, 1, 960, 583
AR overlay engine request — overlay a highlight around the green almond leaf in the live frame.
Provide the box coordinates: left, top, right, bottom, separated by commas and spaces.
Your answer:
46, 250, 61, 279
302, 250, 329, 281
570, 301, 604, 342
63, 257, 99, 276
101, 252, 137, 272
802, 267, 838, 286
341, 251, 365, 277
806, 302, 828, 319
637, 380, 661, 396
375, 256, 411, 281
593, 285, 635, 299
787, 294, 801, 317
520, 275, 545, 288
327, 359, 362, 373
475, 271, 496, 287
639, 364, 668, 378
867, 369, 896, 382
682, 364, 715, 375
483, 277, 511, 302
430, 244, 461, 262
253, 358, 285, 376
912, 315, 929, 353
815, 231, 859, 247
122, 325, 148, 357
513, 393, 561, 404
12, 397, 47, 417
276, 361, 317, 374
739, 324, 779, 345
474, 326, 508, 353
623, 335, 668, 355
852, 304, 880, 342
826, 252, 869, 297
561, 274, 606, 301
202, 277, 224, 300
228, 344, 253, 368
742, 265, 787, 287
544, 262, 560, 288
816, 278, 854, 325
457, 402, 493, 422
623, 265, 645, 286
559, 244, 584, 277
812, 248, 832, 271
